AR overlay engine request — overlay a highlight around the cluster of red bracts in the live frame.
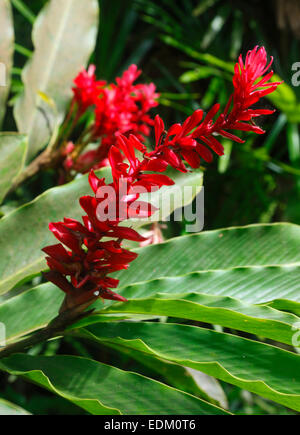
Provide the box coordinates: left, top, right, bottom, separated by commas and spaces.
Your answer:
43, 135, 176, 308
65, 64, 159, 173
44, 46, 281, 310
146, 47, 281, 171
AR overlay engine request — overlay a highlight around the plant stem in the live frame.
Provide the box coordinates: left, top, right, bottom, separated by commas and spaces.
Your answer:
7, 103, 81, 195
71, 125, 96, 162
0, 305, 95, 359
8, 148, 62, 195
54, 104, 80, 150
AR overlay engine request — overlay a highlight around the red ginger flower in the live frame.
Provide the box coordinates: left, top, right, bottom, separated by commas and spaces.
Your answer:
144, 46, 281, 172
43, 130, 177, 310
43, 139, 173, 309
72, 65, 106, 115
69, 64, 159, 173
93, 65, 159, 153
44, 46, 281, 311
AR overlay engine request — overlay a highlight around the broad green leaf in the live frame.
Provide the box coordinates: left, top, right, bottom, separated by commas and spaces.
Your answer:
117, 264, 300, 306
0, 168, 200, 295
101, 340, 227, 408
0, 398, 31, 415
97, 294, 300, 345
0, 133, 27, 204
0, 283, 157, 344
265, 299, 300, 316
0, 283, 64, 343
114, 223, 300, 288
0, 354, 229, 415
14, 0, 99, 160
76, 322, 300, 411
0, 0, 14, 126
2, 231, 300, 342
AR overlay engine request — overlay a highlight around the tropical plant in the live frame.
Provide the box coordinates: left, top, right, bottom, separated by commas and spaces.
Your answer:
0, 0, 299, 416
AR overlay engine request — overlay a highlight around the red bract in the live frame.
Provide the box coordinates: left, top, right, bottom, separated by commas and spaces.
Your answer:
92, 66, 159, 160
44, 46, 281, 311
72, 65, 106, 115
69, 64, 159, 172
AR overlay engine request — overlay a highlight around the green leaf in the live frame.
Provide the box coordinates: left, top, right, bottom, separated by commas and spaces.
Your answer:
287, 122, 300, 163
97, 0, 137, 79
263, 113, 287, 153
0, 0, 14, 126
192, 0, 221, 17
100, 340, 227, 408
0, 283, 63, 344
184, 368, 228, 409
3, 263, 300, 344
14, 0, 99, 160
2, 224, 300, 343
160, 35, 234, 72
0, 283, 155, 344
218, 139, 232, 173
11, 0, 35, 25
174, 43, 298, 122
0, 398, 31, 415
267, 76, 300, 123
0, 133, 27, 204
75, 322, 300, 411
180, 66, 223, 84
0, 354, 229, 415
0, 168, 200, 295
96, 293, 300, 345
113, 223, 300, 288
117, 264, 300, 306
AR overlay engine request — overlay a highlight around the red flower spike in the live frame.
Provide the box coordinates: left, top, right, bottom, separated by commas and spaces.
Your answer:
72, 65, 105, 114
66, 63, 160, 173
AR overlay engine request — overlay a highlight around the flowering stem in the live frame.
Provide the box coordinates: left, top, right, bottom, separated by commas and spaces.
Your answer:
7, 104, 82, 195
71, 125, 96, 163
0, 304, 95, 359
8, 147, 62, 195
56, 110, 81, 151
